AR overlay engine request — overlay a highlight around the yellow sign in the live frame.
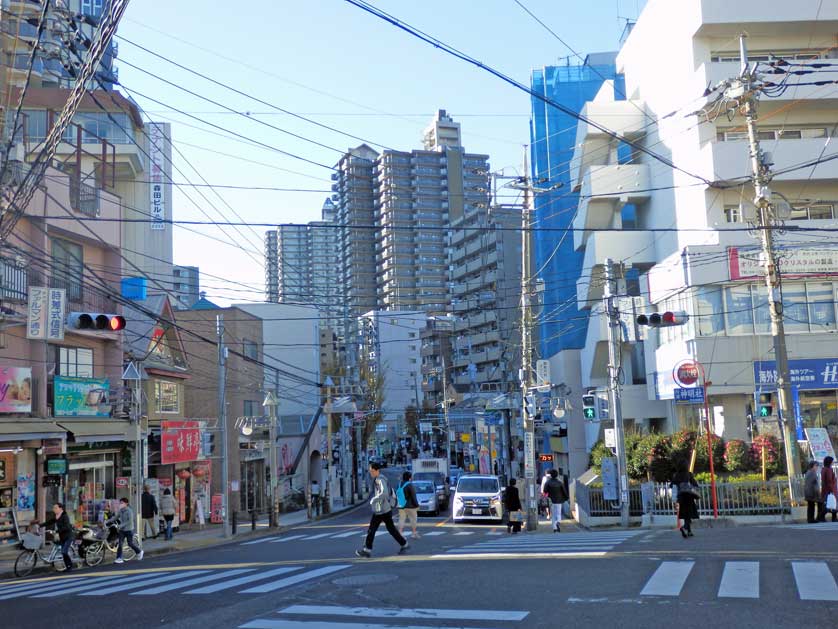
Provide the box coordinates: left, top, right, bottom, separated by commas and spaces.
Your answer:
460, 433, 470, 443
491, 450, 497, 458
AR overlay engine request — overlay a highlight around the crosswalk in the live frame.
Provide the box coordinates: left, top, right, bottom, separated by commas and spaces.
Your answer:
439, 531, 641, 556
240, 528, 521, 545
626, 560, 838, 602
776, 522, 838, 532
239, 604, 530, 629
0, 564, 350, 600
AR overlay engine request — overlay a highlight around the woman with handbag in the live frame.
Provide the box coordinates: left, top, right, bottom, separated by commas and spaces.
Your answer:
671, 463, 699, 538
504, 478, 523, 534
820, 456, 838, 523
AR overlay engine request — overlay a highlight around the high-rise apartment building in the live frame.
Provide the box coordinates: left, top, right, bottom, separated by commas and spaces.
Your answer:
172, 265, 200, 309
530, 56, 623, 358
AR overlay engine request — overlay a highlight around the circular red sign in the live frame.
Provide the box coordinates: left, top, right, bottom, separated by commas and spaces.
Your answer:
673, 360, 700, 387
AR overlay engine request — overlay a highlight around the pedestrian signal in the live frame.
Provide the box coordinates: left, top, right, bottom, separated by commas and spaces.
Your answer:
582, 394, 596, 420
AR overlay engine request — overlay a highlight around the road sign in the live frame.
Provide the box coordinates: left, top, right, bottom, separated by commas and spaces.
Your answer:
674, 386, 705, 404
536, 359, 551, 387
602, 457, 618, 501
122, 361, 141, 381
673, 360, 700, 387
524, 432, 535, 479
604, 428, 616, 449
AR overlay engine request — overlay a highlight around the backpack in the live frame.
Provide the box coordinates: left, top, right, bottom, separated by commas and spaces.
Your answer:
396, 482, 409, 509
389, 485, 398, 509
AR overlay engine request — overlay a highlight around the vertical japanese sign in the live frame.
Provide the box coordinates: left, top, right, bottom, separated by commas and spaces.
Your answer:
27, 286, 65, 340
161, 420, 201, 464
148, 123, 166, 231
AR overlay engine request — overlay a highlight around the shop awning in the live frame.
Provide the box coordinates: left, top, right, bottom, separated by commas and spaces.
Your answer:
57, 420, 134, 443
0, 420, 65, 441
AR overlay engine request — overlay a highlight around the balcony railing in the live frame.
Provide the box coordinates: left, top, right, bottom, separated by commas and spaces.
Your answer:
0, 257, 28, 302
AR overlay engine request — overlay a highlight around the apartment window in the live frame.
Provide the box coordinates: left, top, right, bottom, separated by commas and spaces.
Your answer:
724, 285, 754, 335
81, 0, 104, 17
723, 206, 743, 223
243, 339, 259, 360
55, 346, 93, 377
752, 285, 771, 334
790, 203, 835, 221
717, 126, 832, 142
51, 237, 83, 301
154, 381, 179, 414
243, 400, 259, 417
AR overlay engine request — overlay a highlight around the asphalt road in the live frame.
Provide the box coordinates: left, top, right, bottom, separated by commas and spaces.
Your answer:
2, 507, 838, 629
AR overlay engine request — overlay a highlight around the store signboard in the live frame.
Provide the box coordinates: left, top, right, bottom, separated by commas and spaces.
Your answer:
54, 376, 110, 416
0, 366, 32, 413
161, 420, 201, 464
805, 427, 836, 461
754, 358, 838, 391
729, 246, 838, 280
27, 286, 65, 341
148, 122, 166, 231
45, 456, 67, 475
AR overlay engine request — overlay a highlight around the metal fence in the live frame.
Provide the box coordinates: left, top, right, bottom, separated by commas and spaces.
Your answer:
576, 477, 804, 519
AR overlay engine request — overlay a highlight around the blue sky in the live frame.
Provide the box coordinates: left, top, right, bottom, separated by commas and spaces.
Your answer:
116, 0, 645, 304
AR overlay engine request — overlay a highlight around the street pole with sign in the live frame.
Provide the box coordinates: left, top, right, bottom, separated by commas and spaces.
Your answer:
263, 390, 279, 527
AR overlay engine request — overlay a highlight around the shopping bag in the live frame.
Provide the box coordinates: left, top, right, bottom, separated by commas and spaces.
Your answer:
508, 510, 523, 523
827, 493, 837, 511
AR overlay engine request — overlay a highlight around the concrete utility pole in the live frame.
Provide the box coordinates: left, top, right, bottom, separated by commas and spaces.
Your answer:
603, 259, 630, 527
441, 356, 452, 466
518, 149, 538, 532
734, 34, 800, 490
217, 315, 230, 537
263, 385, 279, 528
324, 376, 334, 513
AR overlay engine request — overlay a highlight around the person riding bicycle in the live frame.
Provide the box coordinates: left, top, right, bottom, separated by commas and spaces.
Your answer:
52, 503, 75, 572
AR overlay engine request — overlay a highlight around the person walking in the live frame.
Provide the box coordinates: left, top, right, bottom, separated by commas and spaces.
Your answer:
311, 479, 321, 518
820, 456, 838, 522
159, 488, 176, 541
141, 485, 158, 540
672, 463, 699, 538
543, 469, 568, 532
504, 478, 523, 534
112, 497, 143, 563
804, 461, 823, 524
356, 462, 408, 558
396, 471, 420, 539
52, 503, 75, 572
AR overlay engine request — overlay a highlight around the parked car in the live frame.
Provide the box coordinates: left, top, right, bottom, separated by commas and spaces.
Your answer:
413, 472, 450, 509
452, 474, 503, 523
412, 480, 439, 516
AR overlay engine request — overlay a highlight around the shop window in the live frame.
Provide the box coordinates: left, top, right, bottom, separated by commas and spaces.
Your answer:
808, 283, 837, 331
55, 346, 93, 377
154, 380, 179, 414
724, 285, 754, 335
783, 282, 809, 332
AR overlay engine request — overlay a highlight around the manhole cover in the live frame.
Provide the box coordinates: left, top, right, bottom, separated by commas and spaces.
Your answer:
333, 573, 395, 586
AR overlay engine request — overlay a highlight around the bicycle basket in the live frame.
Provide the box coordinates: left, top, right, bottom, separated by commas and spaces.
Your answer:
21, 532, 43, 550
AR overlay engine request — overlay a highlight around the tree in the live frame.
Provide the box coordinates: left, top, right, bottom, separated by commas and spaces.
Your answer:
404, 405, 420, 440
359, 355, 385, 447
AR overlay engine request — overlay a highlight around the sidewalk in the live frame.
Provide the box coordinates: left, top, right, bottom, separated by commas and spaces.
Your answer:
0, 504, 361, 580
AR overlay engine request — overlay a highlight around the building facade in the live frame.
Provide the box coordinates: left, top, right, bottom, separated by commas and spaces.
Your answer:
172, 265, 200, 310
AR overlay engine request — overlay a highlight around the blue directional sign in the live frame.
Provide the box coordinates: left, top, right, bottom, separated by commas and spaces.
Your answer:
674, 387, 705, 404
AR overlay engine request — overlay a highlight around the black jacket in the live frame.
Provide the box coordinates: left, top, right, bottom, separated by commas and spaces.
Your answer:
504, 485, 522, 512
55, 511, 74, 543
401, 482, 419, 509
141, 491, 158, 519
543, 477, 568, 504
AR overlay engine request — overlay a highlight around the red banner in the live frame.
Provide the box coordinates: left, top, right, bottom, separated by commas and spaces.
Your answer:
211, 494, 223, 524
161, 420, 201, 464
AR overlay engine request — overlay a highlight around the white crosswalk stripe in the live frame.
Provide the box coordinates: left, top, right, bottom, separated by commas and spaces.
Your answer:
239, 603, 530, 629
793, 562, 838, 601
444, 531, 640, 555
640, 561, 694, 597
330, 530, 363, 538
241, 536, 281, 545
299, 533, 337, 541
240, 527, 575, 546
718, 562, 759, 599
268, 534, 307, 544
777, 522, 838, 532
0, 565, 354, 600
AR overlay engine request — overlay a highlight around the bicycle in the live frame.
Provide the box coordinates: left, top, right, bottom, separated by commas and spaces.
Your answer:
14, 531, 83, 577
84, 520, 141, 564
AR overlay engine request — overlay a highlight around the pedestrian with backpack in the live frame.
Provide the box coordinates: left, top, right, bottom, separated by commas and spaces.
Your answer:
397, 471, 420, 539
543, 469, 568, 532
356, 462, 409, 558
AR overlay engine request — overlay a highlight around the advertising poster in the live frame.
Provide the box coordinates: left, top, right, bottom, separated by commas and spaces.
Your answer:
806, 427, 836, 461
54, 376, 110, 417
192, 460, 211, 522
211, 494, 223, 524
0, 367, 32, 413
16, 473, 35, 510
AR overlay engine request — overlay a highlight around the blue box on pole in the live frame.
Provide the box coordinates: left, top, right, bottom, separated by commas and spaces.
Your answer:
121, 277, 147, 300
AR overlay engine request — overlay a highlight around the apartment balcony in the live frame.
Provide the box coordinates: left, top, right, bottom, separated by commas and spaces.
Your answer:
0, 256, 28, 302
570, 101, 648, 188
454, 310, 498, 331
703, 138, 838, 183
577, 231, 655, 309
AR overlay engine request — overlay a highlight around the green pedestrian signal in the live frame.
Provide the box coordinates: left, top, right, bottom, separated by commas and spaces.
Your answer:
582, 393, 597, 421
757, 393, 773, 417
584, 407, 596, 419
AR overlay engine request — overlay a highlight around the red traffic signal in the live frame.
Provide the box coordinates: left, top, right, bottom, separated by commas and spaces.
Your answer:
636, 311, 689, 327
67, 312, 126, 331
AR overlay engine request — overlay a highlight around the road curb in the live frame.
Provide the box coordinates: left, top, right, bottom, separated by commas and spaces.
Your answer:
0, 502, 366, 581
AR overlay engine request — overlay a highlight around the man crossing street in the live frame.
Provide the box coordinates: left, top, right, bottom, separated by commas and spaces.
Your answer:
356, 462, 409, 557
543, 469, 568, 532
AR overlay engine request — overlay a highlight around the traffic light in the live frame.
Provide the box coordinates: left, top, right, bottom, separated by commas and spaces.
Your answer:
582, 394, 596, 420
67, 312, 126, 331
757, 393, 773, 417
636, 311, 689, 327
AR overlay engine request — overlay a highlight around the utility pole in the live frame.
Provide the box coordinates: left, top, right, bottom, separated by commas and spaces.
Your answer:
603, 259, 630, 527
518, 148, 538, 531
324, 376, 334, 513
263, 373, 279, 528
441, 355, 452, 466
733, 34, 800, 490
217, 315, 230, 537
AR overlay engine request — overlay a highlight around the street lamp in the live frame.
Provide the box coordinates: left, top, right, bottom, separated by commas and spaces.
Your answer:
263, 391, 279, 528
